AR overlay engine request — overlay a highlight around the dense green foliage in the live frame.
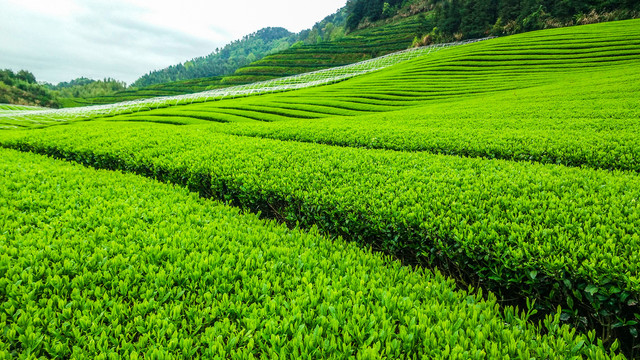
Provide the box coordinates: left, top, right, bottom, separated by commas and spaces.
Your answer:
433, 0, 640, 39
346, 0, 430, 30
0, 69, 59, 108
131, 28, 295, 88
297, 6, 349, 44
1, 148, 618, 359
2, 19, 640, 356
46, 77, 127, 102
344, 0, 638, 39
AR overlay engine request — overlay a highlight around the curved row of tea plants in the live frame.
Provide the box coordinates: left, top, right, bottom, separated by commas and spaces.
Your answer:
0, 104, 43, 111
0, 148, 617, 359
2, 120, 639, 345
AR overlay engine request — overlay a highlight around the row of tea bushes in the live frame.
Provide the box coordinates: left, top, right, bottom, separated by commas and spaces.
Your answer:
2, 120, 638, 344
0, 148, 617, 358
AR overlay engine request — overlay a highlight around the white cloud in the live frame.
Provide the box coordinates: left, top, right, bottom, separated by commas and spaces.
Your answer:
0, 0, 346, 84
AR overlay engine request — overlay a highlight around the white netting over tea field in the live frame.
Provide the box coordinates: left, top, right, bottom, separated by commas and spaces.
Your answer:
0, 38, 491, 125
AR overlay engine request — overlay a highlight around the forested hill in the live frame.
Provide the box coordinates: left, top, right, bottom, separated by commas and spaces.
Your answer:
0, 69, 59, 108
131, 27, 296, 88
345, 0, 639, 40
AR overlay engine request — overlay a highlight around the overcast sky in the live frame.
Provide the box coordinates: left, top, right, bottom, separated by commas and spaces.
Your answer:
0, 0, 347, 84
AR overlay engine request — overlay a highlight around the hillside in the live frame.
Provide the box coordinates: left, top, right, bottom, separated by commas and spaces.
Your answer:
0, 69, 59, 108
131, 27, 296, 88
345, 0, 639, 39
224, 15, 431, 84
141, 0, 639, 84
2, 19, 640, 357
2, 0, 638, 110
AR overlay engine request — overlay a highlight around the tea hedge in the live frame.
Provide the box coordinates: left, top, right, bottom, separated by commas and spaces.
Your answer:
1, 148, 619, 359
55, 16, 429, 107
0, 104, 43, 111
2, 120, 639, 345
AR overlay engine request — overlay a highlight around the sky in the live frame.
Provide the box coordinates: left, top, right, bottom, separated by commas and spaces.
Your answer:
0, 0, 347, 85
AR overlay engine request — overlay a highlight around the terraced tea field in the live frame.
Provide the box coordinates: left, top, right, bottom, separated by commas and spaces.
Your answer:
229, 16, 430, 83
1, 19, 640, 358
0, 39, 481, 127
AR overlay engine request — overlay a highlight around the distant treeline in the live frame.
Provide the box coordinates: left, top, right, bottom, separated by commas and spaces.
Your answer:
0, 70, 129, 108
434, 0, 639, 39
45, 77, 126, 99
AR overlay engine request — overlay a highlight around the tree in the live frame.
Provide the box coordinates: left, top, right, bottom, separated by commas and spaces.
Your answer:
17, 70, 36, 84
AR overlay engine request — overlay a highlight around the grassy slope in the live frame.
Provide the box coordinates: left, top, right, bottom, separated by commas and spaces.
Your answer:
2, 19, 640, 355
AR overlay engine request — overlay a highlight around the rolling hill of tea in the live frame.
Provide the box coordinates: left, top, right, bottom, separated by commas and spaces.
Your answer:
1, 19, 640, 358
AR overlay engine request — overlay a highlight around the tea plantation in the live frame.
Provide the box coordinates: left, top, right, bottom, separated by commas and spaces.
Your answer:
1, 19, 639, 358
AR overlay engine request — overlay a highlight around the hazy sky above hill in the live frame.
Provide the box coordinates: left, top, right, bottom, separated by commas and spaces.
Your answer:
0, 0, 347, 84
